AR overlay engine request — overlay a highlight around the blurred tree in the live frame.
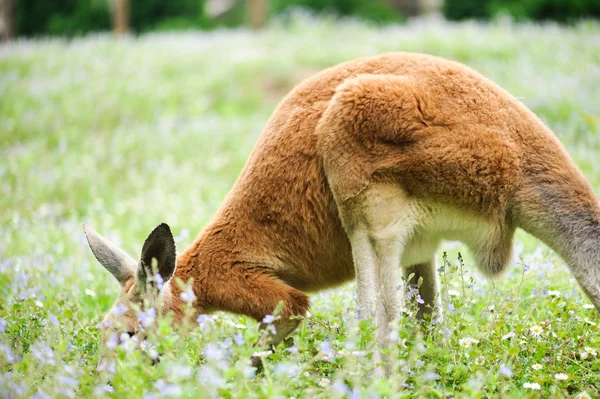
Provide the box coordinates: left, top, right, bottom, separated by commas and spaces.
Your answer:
15, 0, 110, 36
113, 0, 129, 34
444, 0, 489, 20
0, 0, 15, 41
445, 0, 600, 21
383, 0, 442, 16
129, 0, 206, 32
248, 0, 267, 29
489, 0, 600, 22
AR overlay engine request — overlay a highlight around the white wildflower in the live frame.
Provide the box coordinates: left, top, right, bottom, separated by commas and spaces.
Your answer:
554, 373, 568, 380
319, 378, 331, 387
530, 325, 543, 336
252, 350, 273, 357
458, 337, 479, 348
585, 347, 597, 356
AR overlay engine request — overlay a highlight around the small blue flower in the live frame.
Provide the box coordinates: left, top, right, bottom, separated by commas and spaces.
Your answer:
273, 361, 300, 377
0, 344, 16, 363
320, 339, 333, 358
154, 379, 182, 397
154, 273, 164, 291
332, 381, 349, 395
137, 308, 157, 328
0, 316, 6, 333
416, 295, 425, 305
94, 385, 114, 395
106, 333, 118, 350
424, 371, 440, 381
262, 314, 275, 324
499, 365, 513, 377
112, 304, 127, 316
204, 343, 225, 361
58, 375, 78, 388
31, 342, 55, 366
234, 333, 244, 346
180, 289, 196, 303
48, 314, 59, 326
31, 390, 51, 399
198, 365, 226, 388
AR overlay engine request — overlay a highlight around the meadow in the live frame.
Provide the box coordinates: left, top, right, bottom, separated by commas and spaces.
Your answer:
1, 13, 600, 398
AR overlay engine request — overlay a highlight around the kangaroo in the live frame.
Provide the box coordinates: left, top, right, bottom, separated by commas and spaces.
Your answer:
85, 52, 600, 370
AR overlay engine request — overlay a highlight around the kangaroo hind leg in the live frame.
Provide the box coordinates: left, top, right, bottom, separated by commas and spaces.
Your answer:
337, 185, 418, 375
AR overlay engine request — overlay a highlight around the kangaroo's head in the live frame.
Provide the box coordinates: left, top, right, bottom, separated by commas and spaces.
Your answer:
83, 222, 177, 358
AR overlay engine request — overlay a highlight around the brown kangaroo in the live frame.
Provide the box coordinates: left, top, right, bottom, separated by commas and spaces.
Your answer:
85, 52, 600, 369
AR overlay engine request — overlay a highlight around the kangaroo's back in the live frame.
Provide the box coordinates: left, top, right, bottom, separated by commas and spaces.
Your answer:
202, 53, 537, 289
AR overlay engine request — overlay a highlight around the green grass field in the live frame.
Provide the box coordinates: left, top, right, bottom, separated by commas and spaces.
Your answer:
1, 14, 600, 398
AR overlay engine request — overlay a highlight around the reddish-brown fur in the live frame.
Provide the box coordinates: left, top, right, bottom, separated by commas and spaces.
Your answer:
90, 52, 600, 358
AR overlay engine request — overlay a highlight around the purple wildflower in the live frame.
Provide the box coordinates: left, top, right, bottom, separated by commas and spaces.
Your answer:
320, 339, 333, 358
198, 365, 226, 388
332, 381, 349, 395
0, 344, 16, 363
154, 273, 164, 291
112, 304, 127, 316
499, 365, 513, 377
273, 362, 300, 378
155, 379, 182, 397
204, 343, 225, 362
31, 390, 51, 399
48, 314, 59, 326
180, 289, 196, 303
105, 333, 118, 350
137, 308, 157, 328
234, 333, 244, 346
31, 342, 55, 366
424, 371, 440, 381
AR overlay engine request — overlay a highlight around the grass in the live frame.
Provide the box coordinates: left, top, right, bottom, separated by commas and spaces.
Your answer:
1, 13, 600, 398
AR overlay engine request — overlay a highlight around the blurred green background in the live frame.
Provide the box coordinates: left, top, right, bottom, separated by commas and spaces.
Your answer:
2, 0, 599, 39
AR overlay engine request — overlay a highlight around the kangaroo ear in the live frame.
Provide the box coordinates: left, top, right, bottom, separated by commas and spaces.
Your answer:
83, 223, 137, 286
137, 223, 177, 291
